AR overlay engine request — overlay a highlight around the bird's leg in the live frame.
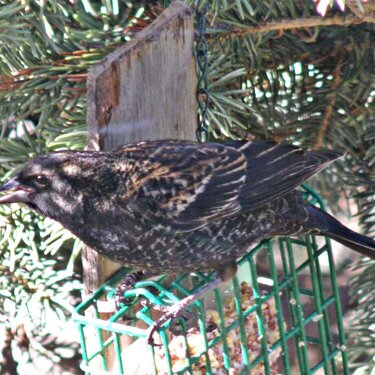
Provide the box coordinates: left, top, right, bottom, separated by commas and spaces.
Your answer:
114, 269, 152, 310
141, 299, 197, 335
147, 263, 237, 346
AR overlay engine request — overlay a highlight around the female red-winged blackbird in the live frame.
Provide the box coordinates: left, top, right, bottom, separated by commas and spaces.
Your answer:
0, 140, 374, 343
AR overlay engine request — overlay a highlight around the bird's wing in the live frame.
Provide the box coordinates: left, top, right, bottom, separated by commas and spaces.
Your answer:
118, 140, 246, 231
119, 140, 343, 232
226, 141, 343, 211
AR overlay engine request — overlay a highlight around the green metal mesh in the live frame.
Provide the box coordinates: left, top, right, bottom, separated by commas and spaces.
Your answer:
74, 186, 349, 374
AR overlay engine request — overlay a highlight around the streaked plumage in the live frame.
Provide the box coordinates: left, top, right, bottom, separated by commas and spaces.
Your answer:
0, 139, 374, 342
0, 139, 374, 271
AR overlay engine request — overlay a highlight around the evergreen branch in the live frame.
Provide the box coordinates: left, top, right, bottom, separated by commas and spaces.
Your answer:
217, 14, 375, 40
315, 58, 343, 149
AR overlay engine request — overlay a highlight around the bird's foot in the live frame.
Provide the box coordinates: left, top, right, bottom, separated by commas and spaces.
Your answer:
114, 270, 155, 314
144, 297, 198, 346
144, 269, 234, 346
141, 299, 197, 342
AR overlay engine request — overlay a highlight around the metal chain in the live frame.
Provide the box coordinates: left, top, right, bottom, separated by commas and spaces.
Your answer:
195, 0, 209, 143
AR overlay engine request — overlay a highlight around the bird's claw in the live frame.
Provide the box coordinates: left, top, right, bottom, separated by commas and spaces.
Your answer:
114, 270, 158, 315
145, 300, 197, 346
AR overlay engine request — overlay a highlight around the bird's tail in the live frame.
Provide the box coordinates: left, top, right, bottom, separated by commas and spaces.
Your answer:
306, 205, 375, 260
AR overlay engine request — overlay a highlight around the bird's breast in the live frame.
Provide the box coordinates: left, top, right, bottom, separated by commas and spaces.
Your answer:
76, 211, 272, 273
75, 193, 308, 274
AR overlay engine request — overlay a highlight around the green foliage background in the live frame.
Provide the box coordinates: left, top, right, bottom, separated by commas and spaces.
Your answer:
0, 0, 373, 373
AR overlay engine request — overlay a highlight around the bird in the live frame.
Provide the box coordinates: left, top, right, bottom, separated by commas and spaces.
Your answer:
0, 139, 374, 344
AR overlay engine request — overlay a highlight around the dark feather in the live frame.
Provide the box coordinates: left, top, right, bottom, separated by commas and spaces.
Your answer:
121, 140, 343, 232
306, 205, 375, 259
229, 141, 344, 211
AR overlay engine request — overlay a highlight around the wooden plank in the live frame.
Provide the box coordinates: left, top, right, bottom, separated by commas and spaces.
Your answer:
86, 1, 196, 152
83, 0, 196, 371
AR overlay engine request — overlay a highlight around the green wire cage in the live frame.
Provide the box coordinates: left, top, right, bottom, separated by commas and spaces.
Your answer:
74, 186, 349, 375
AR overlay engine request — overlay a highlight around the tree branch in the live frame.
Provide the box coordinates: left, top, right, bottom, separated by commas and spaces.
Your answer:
315, 59, 343, 149
219, 14, 375, 40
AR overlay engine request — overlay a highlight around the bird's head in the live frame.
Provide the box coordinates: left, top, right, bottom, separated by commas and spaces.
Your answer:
0, 151, 99, 224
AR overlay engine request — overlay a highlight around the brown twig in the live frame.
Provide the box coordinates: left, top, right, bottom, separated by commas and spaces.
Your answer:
0, 328, 17, 375
315, 59, 343, 149
219, 14, 375, 40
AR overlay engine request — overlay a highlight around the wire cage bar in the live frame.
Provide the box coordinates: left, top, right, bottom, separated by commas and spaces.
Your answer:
74, 186, 349, 374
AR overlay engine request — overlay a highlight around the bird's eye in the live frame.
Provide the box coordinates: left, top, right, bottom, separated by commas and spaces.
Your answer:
34, 175, 50, 188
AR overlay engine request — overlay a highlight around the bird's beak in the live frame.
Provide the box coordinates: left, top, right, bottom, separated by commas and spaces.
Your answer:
0, 177, 33, 205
